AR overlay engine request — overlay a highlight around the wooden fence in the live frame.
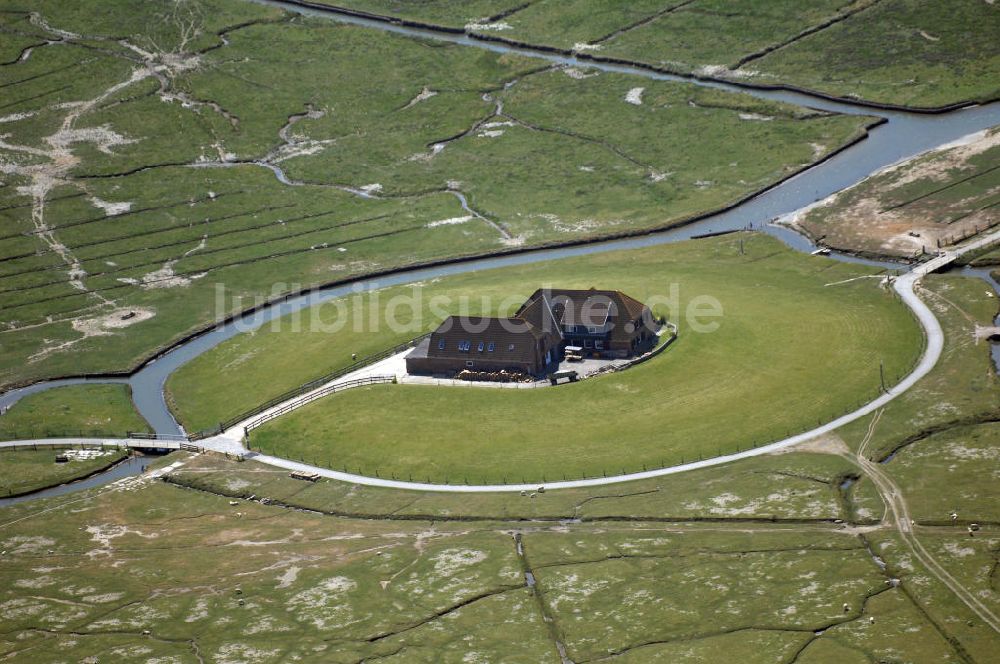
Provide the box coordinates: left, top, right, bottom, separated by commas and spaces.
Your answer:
243, 375, 394, 434
188, 334, 426, 440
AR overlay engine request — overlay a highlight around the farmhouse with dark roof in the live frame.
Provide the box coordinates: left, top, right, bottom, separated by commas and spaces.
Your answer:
405, 288, 659, 376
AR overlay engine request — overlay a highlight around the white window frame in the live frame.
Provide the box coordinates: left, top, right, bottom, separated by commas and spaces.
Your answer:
438, 339, 446, 350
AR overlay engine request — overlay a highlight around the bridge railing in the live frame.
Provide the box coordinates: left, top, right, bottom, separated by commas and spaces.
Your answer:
127, 432, 190, 441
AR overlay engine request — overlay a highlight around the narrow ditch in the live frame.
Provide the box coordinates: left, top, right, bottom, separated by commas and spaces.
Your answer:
514, 533, 574, 664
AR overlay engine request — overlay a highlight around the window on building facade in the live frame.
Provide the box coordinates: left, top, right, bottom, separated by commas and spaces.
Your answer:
487, 342, 495, 352
438, 339, 446, 350
477, 341, 485, 352
508, 344, 515, 351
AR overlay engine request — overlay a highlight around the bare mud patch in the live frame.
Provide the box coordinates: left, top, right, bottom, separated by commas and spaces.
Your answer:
27, 306, 155, 363
562, 66, 598, 80
773, 432, 851, 456
466, 20, 511, 31
139, 258, 206, 289
286, 576, 358, 629
699, 64, 760, 80
223, 477, 252, 492
0, 111, 39, 124
276, 565, 301, 589
432, 548, 488, 577
402, 86, 437, 110
88, 196, 132, 216
788, 127, 1000, 257
71, 307, 156, 336
427, 215, 473, 228
625, 87, 645, 105
738, 112, 774, 121
215, 644, 281, 664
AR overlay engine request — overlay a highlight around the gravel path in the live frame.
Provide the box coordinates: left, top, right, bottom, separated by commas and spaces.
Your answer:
200, 229, 999, 492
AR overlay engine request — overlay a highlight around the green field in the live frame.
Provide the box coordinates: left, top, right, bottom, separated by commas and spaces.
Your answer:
1, 2, 999, 661
326, 0, 1000, 108
166, 448, 877, 523
886, 422, 1000, 525
0, 458, 984, 663
0, 384, 150, 440
795, 126, 1000, 259
241, 233, 922, 483
1, 455, 989, 662
832, 273, 999, 540
0, 264, 994, 662
0, 448, 128, 497
836, 275, 1000, 462
0, 0, 875, 390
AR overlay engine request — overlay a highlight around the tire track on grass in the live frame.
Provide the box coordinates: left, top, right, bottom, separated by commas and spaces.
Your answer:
854, 409, 1000, 634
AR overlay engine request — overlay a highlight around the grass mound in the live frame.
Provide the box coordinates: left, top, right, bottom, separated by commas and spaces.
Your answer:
247, 233, 922, 483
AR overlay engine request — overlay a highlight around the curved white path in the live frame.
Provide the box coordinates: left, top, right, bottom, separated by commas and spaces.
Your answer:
242, 265, 937, 492
5, 231, 996, 493
194, 230, 998, 493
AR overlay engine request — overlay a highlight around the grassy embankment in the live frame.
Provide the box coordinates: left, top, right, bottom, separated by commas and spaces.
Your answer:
0, 0, 873, 389
0, 448, 129, 497
0, 383, 150, 440
325, 0, 1000, 108
161, 275, 1000, 524
224, 233, 924, 483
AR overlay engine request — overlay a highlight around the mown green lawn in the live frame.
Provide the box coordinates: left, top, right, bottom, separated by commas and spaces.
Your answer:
244, 233, 922, 483
0, 384, 150, 440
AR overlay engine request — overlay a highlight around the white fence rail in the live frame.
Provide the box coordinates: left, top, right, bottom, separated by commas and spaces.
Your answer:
243, 375, 394, 433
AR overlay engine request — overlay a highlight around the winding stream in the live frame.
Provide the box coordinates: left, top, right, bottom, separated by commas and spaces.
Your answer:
0, 454, 156, 508
2, 0, 1000, 490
